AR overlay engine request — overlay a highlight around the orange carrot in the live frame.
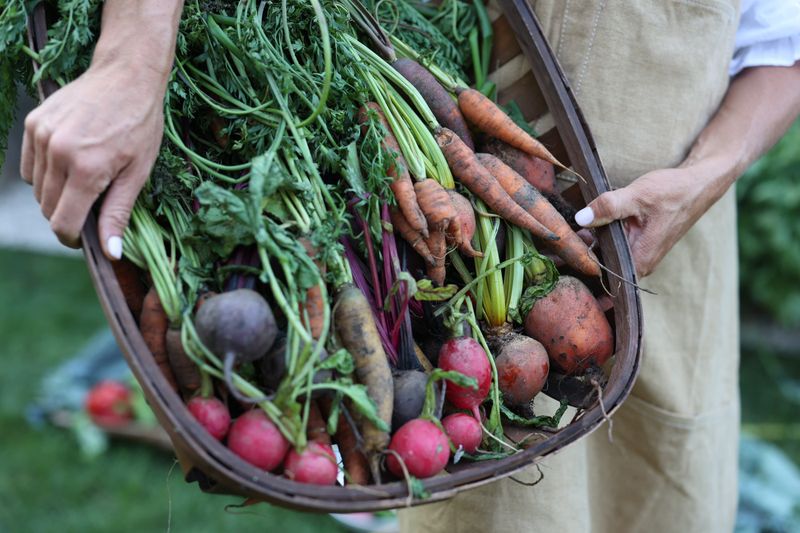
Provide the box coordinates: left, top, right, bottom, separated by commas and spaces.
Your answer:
456, 87, 566, 170
140, 287, 178, 391
111, 259, 146, 319
446, 190, 483, 258
414, 178, 456, 231
425, 228, 447, 286
481, 136, 557, 194
392, 58, 474, 150
318, 397, 370, 485
166, 327, 202, 396
299, 238, 326, 340
476, 153, 601, 277
358, 102, 429, 238
390, 207, 436, 266
435, 128, 559, 242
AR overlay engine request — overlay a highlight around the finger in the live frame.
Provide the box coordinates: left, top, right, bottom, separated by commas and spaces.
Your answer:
48, 165, 108, 249
40, 145, 69, 220
98, 164, 148, 261
20, 122, 35, 184
574, 188, 635, 228
32, 124, 51, 203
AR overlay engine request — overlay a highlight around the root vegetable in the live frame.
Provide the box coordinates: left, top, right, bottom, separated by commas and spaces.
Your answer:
393, 58, 474, 149
446, 190, 482, 258
392, 370, 429, 431
333, 285, 393, 470
387, 418, 450, 479
481, 136, 557, 195
524, 276, 613, 374
140, 287, 177, 391
166, 327, 202, 396
390, 206, 436, 266
85, 380, 133, 427
284, 442, 338, 485
227, 409, 289, 472
111, 259, 146, 318
438, 337, 491, 419
414, 178, 456, 231
442, 413, 482, 454
477, 153, 600, 277
194, 289, 278, 402
495, 334, 549, 406
187, 396, 230, 441
436, 128, 558, 242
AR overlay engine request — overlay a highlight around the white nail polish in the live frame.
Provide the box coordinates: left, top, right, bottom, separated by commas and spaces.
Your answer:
108, 236, 123, 260
575, 207, 594, 227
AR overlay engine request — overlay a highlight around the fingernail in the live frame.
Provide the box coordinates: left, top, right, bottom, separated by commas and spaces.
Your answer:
107, 236, 123, 260
575, 207, 594, 227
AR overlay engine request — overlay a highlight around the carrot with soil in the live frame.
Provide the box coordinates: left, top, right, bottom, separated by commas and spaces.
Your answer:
111, 259, 146, 318
390, 206, 436, 266
476, 153, 600, 277
481, 136, 557, 195
456, 87, 569, 171
436, 128, 559, 242
392, 58, 475, 150
446, 189, 483, 258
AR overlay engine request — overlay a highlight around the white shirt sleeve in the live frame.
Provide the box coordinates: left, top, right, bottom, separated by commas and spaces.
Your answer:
730, 0, 800, 76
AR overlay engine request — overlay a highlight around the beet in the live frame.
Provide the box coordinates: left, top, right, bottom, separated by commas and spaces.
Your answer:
194, 289, 278, 401
392, 370, 429, 431
438, 337, 492, 417
442, 413, 482, 454
187, 397, 231, 441
496, 334, 549, 406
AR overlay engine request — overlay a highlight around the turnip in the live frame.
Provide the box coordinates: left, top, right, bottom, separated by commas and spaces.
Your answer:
284, 442, 338, 485
441, 413, 482, 454
438, 337, 492, 419
227, 410, 289, 471
194, 289, 278, 401
495, 334, 549, 406
187, 396, 231, 441
387, 418, 450, 479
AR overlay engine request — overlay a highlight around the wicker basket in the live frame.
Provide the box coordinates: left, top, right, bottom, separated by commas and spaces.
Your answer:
29, 0, 642, 512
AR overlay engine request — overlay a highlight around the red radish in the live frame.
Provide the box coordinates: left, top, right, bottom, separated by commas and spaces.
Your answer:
187, 397, 231, 441
284, 442, 338, 485
227, 410, 289, 471
495, 334, 550, 406
438, 337, 492, 419
387, 419, 450, 479
442, 413, 482, 454
85, 380, 133, 427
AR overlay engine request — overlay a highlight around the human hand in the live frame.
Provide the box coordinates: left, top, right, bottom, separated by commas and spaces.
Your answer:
20, 57, 165, 259
573, 167, 710, 278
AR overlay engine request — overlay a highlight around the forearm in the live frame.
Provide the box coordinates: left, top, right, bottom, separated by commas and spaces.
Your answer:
682, 62, 800, 209
91, 0, 184, 87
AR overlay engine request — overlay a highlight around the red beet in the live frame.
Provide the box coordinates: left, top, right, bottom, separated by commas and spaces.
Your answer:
496, 334, 550, 406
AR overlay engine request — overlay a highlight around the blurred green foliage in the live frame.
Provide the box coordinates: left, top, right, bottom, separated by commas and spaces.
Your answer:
737, 121, 800, 326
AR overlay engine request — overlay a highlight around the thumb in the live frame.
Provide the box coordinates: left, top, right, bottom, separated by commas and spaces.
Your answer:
98, 166, 146, 261
574, 188, 635, 228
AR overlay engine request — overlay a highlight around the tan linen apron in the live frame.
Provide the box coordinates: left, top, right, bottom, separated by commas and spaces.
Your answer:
399, 1, 741, 532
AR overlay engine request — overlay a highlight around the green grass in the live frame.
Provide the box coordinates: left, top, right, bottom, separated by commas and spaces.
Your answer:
0, 248, 349, 533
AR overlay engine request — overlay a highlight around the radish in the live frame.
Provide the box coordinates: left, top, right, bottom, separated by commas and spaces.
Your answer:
284, 442, 338, 485
438, 337, 492, 419
442, 413, 482, 454
387, 418, 450, 479
495, 334, 549, 406
84, 380, 133, 427
227, 410, 289, 471
187, 396, 231, 441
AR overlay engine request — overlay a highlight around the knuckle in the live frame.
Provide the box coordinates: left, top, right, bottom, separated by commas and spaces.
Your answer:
33, 123, 52, 146
47, 134, 74, 161
49, 217, 78, 242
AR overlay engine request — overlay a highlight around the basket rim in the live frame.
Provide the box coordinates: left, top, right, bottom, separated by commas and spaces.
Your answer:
29, 0, 642, 513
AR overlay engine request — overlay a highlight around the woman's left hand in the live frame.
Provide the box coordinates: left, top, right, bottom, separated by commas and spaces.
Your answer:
573, 167, 709, 278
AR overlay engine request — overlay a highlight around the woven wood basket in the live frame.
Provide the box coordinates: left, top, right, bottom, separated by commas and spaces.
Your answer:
28, 0, 642, 512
